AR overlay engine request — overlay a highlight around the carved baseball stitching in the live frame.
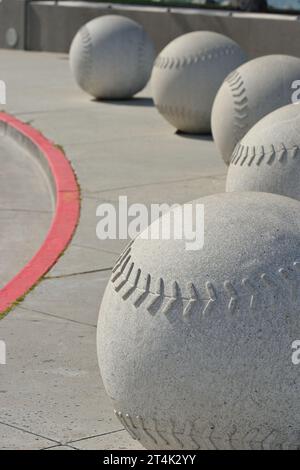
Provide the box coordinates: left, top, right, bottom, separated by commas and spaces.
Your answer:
154, 45, 242, 70
136, 29, 148, 88
156, 104, 203, 122
110, 243, 300, 321
115, 410, 299, 450
231, 142, 300, 167
226, 70, 249, 140
79, 26, 93, 89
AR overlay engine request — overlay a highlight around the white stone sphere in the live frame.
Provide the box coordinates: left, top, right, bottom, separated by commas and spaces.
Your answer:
151, 31, 246, 134
226, 104, 300, 200
69, 15, 156, 99
212, 55, 300, 165
97, 192, 300, 450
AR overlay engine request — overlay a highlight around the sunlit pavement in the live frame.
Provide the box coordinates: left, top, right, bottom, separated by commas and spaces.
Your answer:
0, 50, 226, 449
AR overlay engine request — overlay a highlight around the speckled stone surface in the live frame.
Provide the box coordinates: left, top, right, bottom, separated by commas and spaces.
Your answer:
69, 15, 156, 99
151, 31, 246, 134
226, 103, 300, 200
97, 191, 300, 450
0, 50, 224, 450
211, 55, 300, 165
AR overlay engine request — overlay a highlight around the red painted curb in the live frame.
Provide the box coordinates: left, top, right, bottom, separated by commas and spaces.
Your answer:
0, 113, 80, 315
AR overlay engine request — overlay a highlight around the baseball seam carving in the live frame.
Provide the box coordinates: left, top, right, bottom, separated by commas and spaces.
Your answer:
114, 410, 298, 450
156, 104, 203, 121
154, 45, 241, 70
137, 30, 147, 84
111, 244, 300, 320
226, 70, 249, 140
79, 26, 93, 89
231, 142, 300, 167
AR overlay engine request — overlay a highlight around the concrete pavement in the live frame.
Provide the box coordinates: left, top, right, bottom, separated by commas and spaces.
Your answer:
0, 49, 226, 449
0, 131, 52, 289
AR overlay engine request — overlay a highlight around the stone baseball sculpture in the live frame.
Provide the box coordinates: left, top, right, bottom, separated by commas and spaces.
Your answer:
69, 15, 156, 99
97, 192, 300, 450
212, 55, 300, 165
151, 31, 246, 133
226, 104, 300, 200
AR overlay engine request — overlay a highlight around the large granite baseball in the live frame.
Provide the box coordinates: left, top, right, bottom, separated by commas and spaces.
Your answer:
97, 192, 300, 450
212, 55, 300, 165
151, 32, 246, 133
69, 15, 156, 99
226, 104, 300, 200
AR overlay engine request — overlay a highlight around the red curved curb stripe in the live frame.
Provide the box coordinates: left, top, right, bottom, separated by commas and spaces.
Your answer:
0, 112, 80, 315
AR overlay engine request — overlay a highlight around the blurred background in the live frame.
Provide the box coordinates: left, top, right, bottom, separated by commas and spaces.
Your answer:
60, 1, 300, 13
1, 1, 300, 57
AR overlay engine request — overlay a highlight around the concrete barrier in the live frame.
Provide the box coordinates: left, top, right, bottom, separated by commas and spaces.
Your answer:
0, 0, 28, 50
1, 1, 300, 58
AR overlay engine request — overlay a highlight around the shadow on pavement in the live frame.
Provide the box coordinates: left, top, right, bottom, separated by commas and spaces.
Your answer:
91, 97, 154, 107
175, 130, 213, 142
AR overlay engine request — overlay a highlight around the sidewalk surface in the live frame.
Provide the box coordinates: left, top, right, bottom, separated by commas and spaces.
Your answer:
0, 50, 226, 450
0, 132, 52, 289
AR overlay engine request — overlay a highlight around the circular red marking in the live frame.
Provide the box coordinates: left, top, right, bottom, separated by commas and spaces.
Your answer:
0, 113, 80, 315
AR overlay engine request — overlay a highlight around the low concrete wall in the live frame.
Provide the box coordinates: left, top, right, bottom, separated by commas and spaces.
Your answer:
0, 0, 29, 50
1, 1, 300, 58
